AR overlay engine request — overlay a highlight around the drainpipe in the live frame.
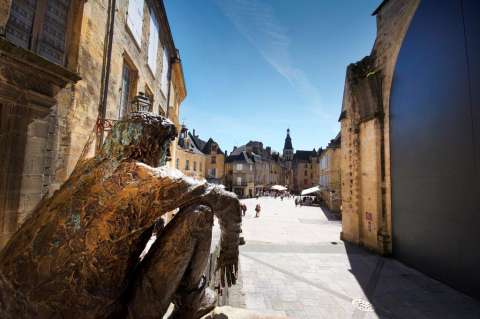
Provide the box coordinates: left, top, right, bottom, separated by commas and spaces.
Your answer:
95, 0, 116, 153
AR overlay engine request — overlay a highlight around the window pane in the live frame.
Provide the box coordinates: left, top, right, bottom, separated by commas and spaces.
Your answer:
5, 0, 37, 49
147, 11, 158, 74
37, 0, 71, 65
127, 0, 144, 46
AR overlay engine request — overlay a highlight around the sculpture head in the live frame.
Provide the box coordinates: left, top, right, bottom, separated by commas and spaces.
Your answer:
100, 112, 177, 167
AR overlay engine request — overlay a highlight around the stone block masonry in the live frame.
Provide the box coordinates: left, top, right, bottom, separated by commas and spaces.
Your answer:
339, 0, 421, 254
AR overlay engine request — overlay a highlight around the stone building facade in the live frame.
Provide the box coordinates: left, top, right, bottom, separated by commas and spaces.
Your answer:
202, 138, 225, 184
280, 129, 321, 194
318, 134, 341, 212
176, 126, 206, 180
0, 0, 186, 247
225, 147, 255, 198
224, 141, 288, 197
339, 0, 420, 254
175, 127, 225, 183
292, 150, 319, 194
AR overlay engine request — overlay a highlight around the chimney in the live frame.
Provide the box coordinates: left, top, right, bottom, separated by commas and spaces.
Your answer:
193, 129, 196, 137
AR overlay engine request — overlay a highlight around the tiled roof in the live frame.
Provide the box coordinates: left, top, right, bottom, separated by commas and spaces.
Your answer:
294, 150, 316, 162
225, 150, 253, 164
189, 132, 206, 151
202, 138, 223, 154
230, 145, 246, 156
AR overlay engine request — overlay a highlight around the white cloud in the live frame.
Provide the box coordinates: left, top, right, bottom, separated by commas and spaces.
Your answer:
214, 0, 328, 118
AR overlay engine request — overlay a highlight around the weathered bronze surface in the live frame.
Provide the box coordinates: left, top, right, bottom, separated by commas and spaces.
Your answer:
0, 112, 242, 319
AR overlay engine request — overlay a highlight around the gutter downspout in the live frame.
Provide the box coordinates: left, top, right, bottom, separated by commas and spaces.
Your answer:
95, 0, 116, 153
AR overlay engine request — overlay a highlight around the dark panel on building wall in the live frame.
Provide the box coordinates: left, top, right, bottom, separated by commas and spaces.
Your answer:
390, 0, 480, 298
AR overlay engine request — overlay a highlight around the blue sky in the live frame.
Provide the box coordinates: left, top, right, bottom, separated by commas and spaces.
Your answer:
164, 0, 381, 154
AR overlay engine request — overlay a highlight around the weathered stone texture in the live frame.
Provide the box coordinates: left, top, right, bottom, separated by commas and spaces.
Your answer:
340, 0, 421, 253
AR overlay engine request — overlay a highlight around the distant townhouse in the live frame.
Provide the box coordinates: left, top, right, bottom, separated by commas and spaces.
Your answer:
189, 130, 225, 184
292, 150, 319, 193
225, 147, 255, 197
319, 134, 341, 212
225, 139, 290, 197
176, 126, 205, 180
175, 127, 225, 183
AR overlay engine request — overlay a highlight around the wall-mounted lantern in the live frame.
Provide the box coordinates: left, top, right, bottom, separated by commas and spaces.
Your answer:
131, 92, 151, 113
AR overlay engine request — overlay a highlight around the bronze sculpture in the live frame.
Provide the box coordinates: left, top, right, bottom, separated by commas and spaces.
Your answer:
0, 112, 242, 319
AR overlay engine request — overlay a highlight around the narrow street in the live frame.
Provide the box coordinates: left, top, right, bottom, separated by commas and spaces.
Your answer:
229, 197, 480, 319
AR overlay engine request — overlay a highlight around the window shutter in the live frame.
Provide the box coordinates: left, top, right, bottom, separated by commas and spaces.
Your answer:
37, 0, 71, 65
5, 0, 36, 49
147, 12, 158, 74
161, 48, 169, 96
127, 0, 144, 46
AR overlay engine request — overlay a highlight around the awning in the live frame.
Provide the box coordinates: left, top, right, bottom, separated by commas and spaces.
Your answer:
301, 185, 321, 196
271, 185, 287, 191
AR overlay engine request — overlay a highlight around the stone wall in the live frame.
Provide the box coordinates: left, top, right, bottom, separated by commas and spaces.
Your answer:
0, 0, 185, 247
339, 0, 421, 254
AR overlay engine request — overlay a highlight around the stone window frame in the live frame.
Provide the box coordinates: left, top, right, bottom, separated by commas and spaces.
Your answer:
118, 55, 139, 119
125, 0, 144, 49
144, 84, 154, 111
146, 6, 159, 76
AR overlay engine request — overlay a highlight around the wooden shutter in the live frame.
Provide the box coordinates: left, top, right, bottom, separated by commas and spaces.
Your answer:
160, 48, 168, 96
147, 12, 158, 74
127, 0, 144, 46
5, 0, 37, 49
37, 0, 71, 65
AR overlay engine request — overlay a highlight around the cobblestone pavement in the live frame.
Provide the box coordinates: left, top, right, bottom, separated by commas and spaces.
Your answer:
227, 197, 480, 319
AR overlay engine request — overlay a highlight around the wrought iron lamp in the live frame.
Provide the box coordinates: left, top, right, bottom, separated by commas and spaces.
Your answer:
131, 92, 151, 113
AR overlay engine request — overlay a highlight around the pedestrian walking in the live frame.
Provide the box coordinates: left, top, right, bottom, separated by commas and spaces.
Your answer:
240, 203, 247, 217
255, 204, 261, 218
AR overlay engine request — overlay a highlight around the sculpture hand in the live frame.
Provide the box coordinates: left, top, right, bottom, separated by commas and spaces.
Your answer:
216, 242, 239, 287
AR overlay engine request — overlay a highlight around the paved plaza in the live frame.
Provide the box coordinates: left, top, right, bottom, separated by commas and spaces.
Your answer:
227, 197, 480, 319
